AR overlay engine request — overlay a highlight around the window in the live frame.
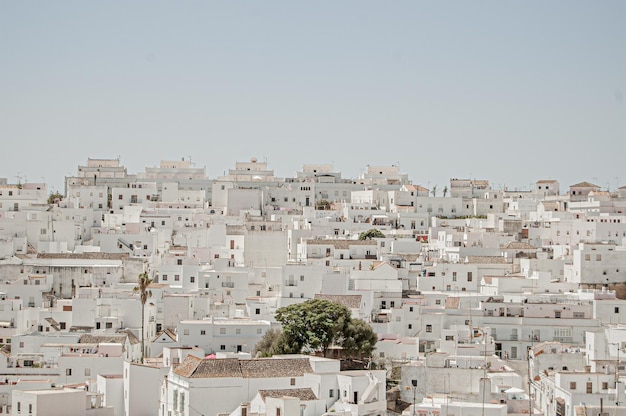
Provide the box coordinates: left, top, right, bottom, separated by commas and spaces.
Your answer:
300, 275, 304, 281
426, 325, 432, 332
183, 329, 190, 335
616, 307, 620, 314
174, 275, 180, 281
596, 254, 602, 261
467, 272, 473, 282
190, 276, 195, 283
255, 308, 260, 315
220, 328, 226, 334
554, 328, 572, 339
602, 382, 609, 390
60, 322, 66, 330
290, 378, 296, 386
586, 382, 592, 393
329, 389, 334, 398
162, 274, 168, 281
409, 306, 414, 312
435, 299, 441, 305
106, 322, 113, 329
85, 368, 91, 376
177, 259, 183, 265
452, 272, 457, 281
66, 368, 72, 376
220, 345, 226, 350
200, 330, 206, 335
236, 329, 241, 334
257, 328, 262, 334
408, 324, 412, 329
585, 254, 591, 261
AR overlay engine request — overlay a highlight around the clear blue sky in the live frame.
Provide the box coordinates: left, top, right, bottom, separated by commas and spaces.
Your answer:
1, 1, 624, 194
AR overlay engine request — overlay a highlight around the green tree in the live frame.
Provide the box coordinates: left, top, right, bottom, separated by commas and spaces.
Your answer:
275, 299, 351, 357
358, 228, 385, 240
270, 300, 378, 360
133, 272, 152, 362
341, 318, 378, 359
254, 328, 300, 357
47, 191, 63, 204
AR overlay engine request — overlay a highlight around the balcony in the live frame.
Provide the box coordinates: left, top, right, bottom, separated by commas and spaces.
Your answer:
221, 282, 235, 288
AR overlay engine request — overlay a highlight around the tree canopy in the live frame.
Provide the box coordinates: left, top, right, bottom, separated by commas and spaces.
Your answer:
358, 228, 385, 240
47, 191, 63, 205
259, 299, 377, 359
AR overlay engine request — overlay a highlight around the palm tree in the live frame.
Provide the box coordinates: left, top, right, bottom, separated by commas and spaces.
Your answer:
133, 272, 152, 363
443, 186, 448, 198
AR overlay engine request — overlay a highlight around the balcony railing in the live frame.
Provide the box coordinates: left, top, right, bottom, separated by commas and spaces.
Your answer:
221, 282, 235, 288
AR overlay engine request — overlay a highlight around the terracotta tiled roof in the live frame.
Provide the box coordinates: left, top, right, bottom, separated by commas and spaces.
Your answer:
241, 358, 313, 378
306, 240, 376, 249
79, 332, 139, 346
36, 253, 128, 260
570, 182, 600, 188
541, 201, 559, 210
314, 294, 362, 309
173, 356, 314, 379
465, 256, 507, 264
151, 328, 177, 343
45, 317, 61, 331
501, 241, 535, 250
118, 330, 140, 345
258, 388, 318, 401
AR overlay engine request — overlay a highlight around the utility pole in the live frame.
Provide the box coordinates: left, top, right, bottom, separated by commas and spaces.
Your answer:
609, 342, 622, 405
528, 335, 533, 415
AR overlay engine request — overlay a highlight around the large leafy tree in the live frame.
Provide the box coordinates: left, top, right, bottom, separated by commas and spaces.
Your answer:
254, 328, 300, 357
268, 299, 377, 359
358, 228, 385, 240
341, 318, 378, 359
47, 191, 63, 205
133, 272, 152, 363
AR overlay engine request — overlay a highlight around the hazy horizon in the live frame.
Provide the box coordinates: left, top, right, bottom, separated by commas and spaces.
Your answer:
2, 1, 624, 194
